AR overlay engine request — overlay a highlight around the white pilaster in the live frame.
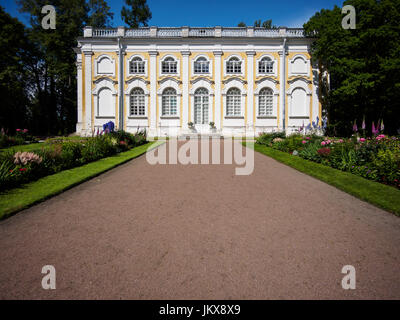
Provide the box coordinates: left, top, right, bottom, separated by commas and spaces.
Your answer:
83, 50, 93, 135
213, 50, 223, 130
278, 50, 286, 130
149, 50, 158, 135
246, 51, 255, 133
76, 52, 83, 133
181, 50, 190, 131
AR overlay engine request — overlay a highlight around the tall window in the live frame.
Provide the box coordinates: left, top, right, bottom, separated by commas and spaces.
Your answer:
194, 88, 209, 124
258, 57, 274, 74
130, 88, 145, 116
226, 57, 241, 74
194, 57, 209, 74
162, 57, 177, 74
162, 88, 177, 116
226, 88, 241, 116
130, 57, 145, 74
258, 88, 273, 116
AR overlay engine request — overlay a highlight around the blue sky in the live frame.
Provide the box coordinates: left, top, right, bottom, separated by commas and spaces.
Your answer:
0, 0, 343, 28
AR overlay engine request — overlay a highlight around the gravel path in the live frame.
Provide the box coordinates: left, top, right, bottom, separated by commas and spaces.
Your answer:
0, 141, 399, 299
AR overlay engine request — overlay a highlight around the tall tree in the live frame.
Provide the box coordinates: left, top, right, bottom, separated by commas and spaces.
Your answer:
0, 6, 30, 132
88, 0, 114, 28
121, 0, 152, 28
15, 0, 114, 135
304, 0, 400, 136
237, 22, 246, 27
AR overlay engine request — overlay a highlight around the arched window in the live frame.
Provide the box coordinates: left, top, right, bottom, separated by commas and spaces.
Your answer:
194, 88, 209, 124
258, 57, 273, 74
226, 57, 241, 74
194, 57, 209, 74
258, 88, 273, 116
226, 88, 241, 116
130, 57, 145, 74
130, 88, 145, 116
162, 88, 177, 116
162, 57, 177, 74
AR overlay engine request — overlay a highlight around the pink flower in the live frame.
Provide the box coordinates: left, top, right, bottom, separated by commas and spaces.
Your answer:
321, 141, 326, 146
338, 139, 343, 143
302, 140, 307, 144
16, 129, 21, 132
305, 137, 311, 140
23, 129, 28, 133
360, 138, 366, 142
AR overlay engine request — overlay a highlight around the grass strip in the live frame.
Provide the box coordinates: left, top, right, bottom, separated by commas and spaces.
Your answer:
247, 142, 400, 216
0, 141, 162, 219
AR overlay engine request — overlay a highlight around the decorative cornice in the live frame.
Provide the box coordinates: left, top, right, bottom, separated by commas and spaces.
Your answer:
222, 77, 247, 85
82, 50, 93, 56
93, 77, 117, 85
125, 77, 150, 85
190, 77, 214, 85
287, 77, 311, 84
158, 77, 182, 85
255, 77, 279, 85
213, 50, 223, 57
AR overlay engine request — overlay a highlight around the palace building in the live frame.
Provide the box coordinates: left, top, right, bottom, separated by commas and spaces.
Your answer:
75, 26, 321, 137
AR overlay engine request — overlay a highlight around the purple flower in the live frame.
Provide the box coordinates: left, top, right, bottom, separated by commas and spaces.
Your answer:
353, 120, 358, 132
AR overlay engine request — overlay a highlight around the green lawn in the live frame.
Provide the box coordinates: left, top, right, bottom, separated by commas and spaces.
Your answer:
0, 141, 162, 220
247, 142, 400, 216
0, 142, 51, 154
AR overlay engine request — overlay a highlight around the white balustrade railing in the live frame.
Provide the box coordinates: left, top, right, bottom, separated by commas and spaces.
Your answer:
157, 28, 181, 37
92, 29, 118, 37
87, 27, 307, 38
125, 28, 150, 37
221, 27, 247, 37
254, 28, 280, 37
188, 28, 214, 37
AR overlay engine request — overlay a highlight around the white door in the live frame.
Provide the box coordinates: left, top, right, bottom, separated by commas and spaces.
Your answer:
194, 88, 209, 133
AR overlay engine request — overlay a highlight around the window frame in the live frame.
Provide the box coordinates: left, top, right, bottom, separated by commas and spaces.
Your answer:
127, 54, 148, 77
257, 87, 274, 116
225, 87, 242, 117
160, 55, 180, 75
161, 87, 178, 116
223, 55, 245, 77
192, 55, 211, 75
129, 87, 146, 116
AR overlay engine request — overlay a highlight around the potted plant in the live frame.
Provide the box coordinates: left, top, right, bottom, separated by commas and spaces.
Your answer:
209, 122, 216, 133
188, 122, 196, 132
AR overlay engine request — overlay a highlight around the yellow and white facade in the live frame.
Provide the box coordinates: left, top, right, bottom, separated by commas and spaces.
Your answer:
75, 26, 321, 137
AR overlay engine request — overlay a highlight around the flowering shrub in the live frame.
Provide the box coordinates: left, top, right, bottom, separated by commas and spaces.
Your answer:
257, 133, 400, 189
0, 129, 147, 192
13, 152, 42, 166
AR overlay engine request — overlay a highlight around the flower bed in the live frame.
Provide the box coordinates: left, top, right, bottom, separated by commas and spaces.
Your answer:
0, 129, 147, 192
0, 128, 37, 149
256, 133, 400, 189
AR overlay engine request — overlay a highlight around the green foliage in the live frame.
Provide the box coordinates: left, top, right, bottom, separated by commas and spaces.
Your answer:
237, 22, 246, 27
6, 0, 115, 136
256, 132, 286, 145
0, 131, 147, 191
304, 0, 400, 136
121, 0, 152, 28
251, 142, 400, 216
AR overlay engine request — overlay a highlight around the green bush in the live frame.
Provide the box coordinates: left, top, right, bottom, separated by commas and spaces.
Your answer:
256, 131, 286, 146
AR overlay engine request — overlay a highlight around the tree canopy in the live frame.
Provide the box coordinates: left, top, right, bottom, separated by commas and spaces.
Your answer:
121, 0, 152, 28
304, 0, 400, 135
